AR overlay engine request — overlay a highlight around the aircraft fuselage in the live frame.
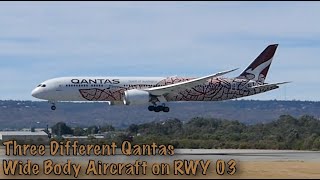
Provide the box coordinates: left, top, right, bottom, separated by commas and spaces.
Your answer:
31, 76, 278, 102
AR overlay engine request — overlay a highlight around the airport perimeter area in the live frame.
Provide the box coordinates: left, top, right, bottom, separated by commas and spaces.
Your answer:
0, 148, 319, 178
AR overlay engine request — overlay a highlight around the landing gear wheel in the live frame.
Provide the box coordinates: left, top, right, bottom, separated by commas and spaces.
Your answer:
148, 106, 155, 111
51, 105, 56, 111
163, 107, 170, 112
154, 106, 162, 112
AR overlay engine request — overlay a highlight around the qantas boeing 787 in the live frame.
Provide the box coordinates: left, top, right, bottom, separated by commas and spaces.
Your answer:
31, 44, 290, 112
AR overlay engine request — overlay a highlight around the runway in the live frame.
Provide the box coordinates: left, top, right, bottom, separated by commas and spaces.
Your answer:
1, 148, 320, 162
174, 149, 320, 162
1, 148, 320, 178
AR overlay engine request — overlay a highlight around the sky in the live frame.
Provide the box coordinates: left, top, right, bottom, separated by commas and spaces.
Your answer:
0, 1, 319, 101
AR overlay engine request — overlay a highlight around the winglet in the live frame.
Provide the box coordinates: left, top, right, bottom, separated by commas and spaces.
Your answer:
217, 68, 239, 76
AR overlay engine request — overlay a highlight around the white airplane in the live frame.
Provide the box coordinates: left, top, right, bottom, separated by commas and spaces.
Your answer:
31, 44, 290, 112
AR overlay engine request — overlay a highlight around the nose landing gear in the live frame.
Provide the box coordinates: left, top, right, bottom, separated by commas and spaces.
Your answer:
51, 105, 56, 110
49, 101, 56, 111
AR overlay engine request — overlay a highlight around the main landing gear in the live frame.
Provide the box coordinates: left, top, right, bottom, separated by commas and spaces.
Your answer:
148, 105, 170, 112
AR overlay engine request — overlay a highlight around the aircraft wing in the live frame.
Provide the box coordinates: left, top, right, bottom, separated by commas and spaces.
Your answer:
145, 68, 238, 96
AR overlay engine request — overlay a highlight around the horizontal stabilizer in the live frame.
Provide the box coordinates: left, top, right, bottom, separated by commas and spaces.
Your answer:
251, 81, 291, 89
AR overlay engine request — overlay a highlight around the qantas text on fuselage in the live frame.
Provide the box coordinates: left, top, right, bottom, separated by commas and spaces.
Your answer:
71, 79, 120, 84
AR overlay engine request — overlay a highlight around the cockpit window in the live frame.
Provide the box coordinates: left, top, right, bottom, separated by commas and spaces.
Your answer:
41, 84, 46, 87
37, 84, 42, 87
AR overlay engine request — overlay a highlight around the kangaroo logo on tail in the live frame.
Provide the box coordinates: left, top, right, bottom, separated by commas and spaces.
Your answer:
238, 44, 278, 84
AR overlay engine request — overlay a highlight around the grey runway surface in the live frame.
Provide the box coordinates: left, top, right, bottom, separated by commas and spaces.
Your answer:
175, 149, 320, 162
1, 148, 320, 163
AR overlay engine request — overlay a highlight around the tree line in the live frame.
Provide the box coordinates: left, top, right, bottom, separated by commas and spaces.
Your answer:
51, 115, 320, 150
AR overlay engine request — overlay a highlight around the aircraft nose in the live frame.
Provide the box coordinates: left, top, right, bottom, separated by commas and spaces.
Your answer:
31, 88, 39, 98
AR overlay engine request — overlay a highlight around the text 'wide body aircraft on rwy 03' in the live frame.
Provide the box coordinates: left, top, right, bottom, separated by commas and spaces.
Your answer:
31, 44, 290, 112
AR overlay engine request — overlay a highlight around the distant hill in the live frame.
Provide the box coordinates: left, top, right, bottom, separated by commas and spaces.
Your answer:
0, 100, 319, 129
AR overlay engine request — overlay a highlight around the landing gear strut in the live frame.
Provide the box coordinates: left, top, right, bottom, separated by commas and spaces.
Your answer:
148, 105, 170, 113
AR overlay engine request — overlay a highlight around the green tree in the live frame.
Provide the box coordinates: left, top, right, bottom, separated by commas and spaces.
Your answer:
73, 127, 86, 136
87, 126, 99, 135
51, 122, 73, 136
100, 124, 115, 132
128, 124, 139, 134
312, 137, 320, 150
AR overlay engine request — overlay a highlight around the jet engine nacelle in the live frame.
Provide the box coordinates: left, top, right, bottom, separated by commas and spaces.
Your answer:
123, 89, 151, 105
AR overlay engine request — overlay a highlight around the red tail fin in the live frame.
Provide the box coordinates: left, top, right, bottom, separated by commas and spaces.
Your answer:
238, 44, 278, 84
